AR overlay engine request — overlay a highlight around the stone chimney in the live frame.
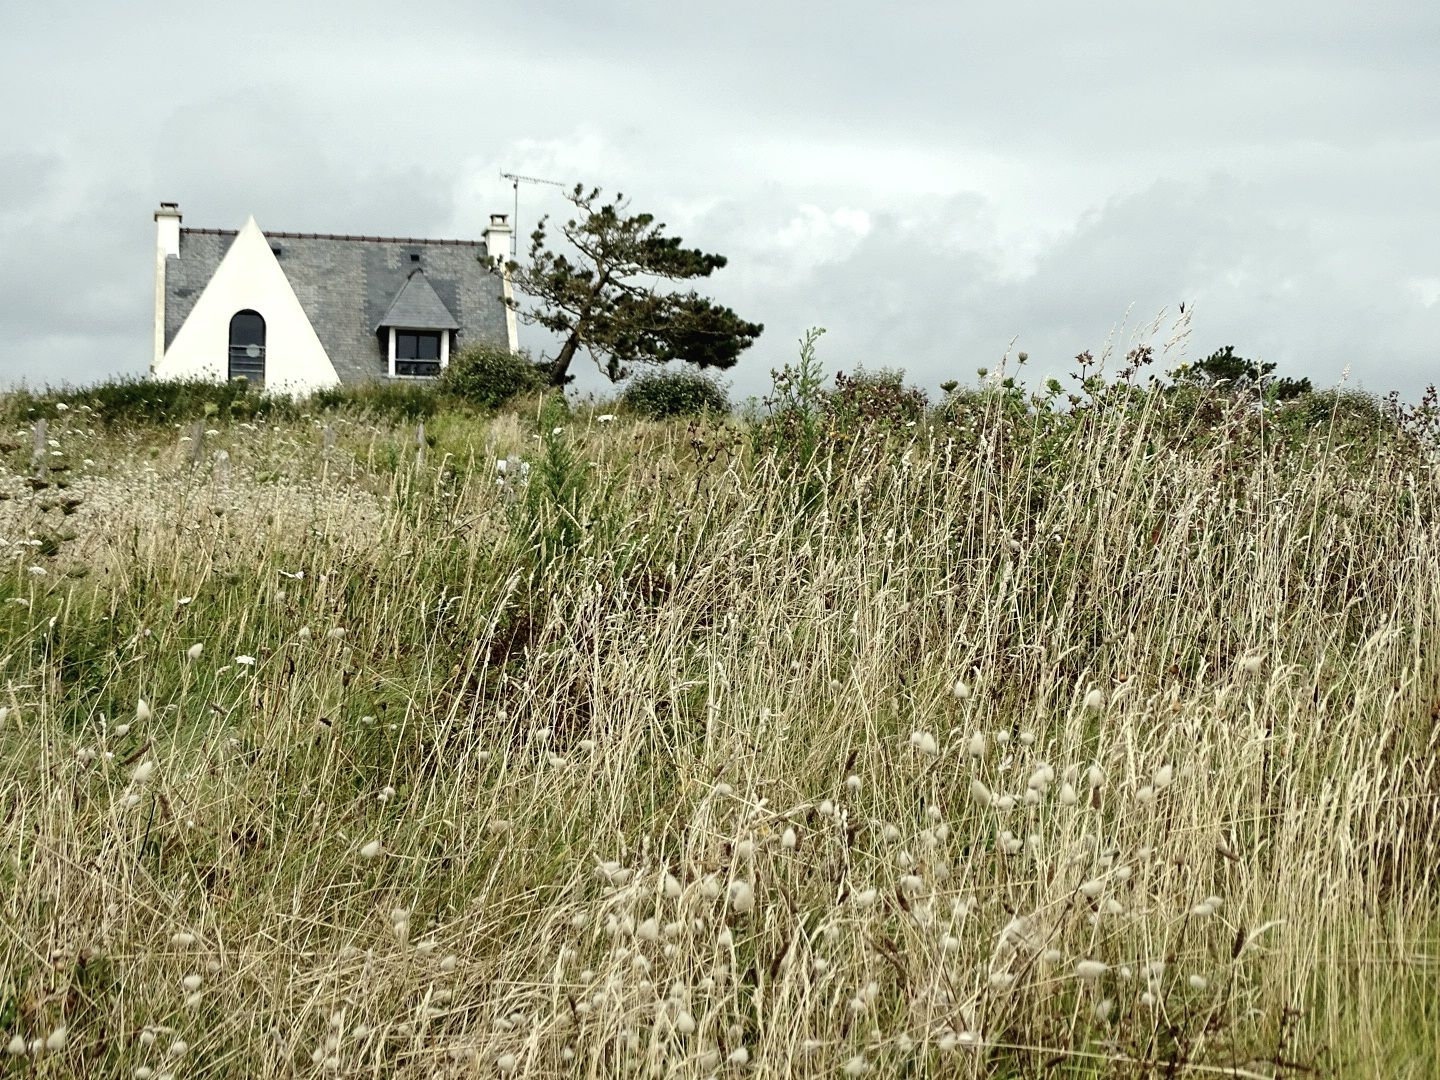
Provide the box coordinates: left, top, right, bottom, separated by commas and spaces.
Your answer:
153, 202, 182, 371
483, 213, 519, 353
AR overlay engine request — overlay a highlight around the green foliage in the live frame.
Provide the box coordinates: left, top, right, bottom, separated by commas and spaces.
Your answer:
437, 343, 549, 411
759, 327, 828, 459
1270, 388, 1405, 455
513, 394, 593, 570
620, 369, 730, 419
1176, 345, 1312, 401
507, 184, 763, 384
309, 380, 438, 421
824, 366, 928, 434
0, 375, 298, 428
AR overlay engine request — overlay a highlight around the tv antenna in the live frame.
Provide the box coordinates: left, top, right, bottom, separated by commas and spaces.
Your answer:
501, 171, 566, 259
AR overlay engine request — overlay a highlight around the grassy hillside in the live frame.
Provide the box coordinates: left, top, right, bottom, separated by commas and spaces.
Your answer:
0, 375, 1437, 1077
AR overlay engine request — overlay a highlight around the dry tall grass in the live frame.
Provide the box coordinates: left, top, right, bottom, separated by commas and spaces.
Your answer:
0, 387, 1436, 1077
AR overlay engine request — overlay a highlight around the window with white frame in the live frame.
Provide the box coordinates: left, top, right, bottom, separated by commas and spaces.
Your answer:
388, 328, 448, 378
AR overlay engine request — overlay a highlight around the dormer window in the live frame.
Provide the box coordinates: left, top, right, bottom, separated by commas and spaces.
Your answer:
375, 267, 459, 380
393, 330, 444, 377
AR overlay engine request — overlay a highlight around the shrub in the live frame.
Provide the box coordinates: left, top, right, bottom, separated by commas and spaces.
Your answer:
824, 366, 927, 434
621, 370, 730, 419
438, 344, 549, 411
0, 376, 297, 428
310, 380, 437, 421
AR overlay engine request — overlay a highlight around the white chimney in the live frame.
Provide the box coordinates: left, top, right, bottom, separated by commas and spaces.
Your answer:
483, 213, 519, 353
153, 201, 182, 371
155, 201, 182, 257
482, 212, 512, 265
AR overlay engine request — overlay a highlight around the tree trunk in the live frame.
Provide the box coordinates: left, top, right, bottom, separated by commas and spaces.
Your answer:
549, 332, 582, 385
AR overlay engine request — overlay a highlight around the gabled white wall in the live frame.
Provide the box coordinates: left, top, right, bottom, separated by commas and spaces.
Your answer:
155, 216, 340, 396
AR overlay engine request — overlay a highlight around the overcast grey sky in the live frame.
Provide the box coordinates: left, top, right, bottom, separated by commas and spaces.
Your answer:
2, 0, 1437, 402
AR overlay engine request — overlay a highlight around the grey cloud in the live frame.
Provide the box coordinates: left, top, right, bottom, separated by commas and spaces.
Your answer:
2, 1, 1437, 401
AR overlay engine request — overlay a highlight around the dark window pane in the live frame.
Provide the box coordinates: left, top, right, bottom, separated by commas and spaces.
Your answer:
228, 310, 266, 386
396, 332, 419, 360
416, 332, 440, 360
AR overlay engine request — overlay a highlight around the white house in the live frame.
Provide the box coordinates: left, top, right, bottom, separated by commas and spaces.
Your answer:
152, 202, 518, 396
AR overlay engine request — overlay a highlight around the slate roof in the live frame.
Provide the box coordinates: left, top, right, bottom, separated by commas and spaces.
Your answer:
164, 227, 510, 384
376, 269, 461, 331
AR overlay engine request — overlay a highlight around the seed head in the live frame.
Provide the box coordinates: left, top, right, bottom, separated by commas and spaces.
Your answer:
909, 731, 939, 756
951, 678, 970, 702
1083, 689, 1105, 711
186, 643, 203, 661
843, 1054, 871, 1075
359, 840, 383, 860
845, 774, 862, 795
780, 827, 797, 850
1152, 764, 1175, 790
966, 732, 987, 757
728, 880, 754, 913
969, 779, 992, 807
136, 699, 153, 722
131, 760, 156, 784
1058, 783, 1079, 806
44, 1027, 67, 1052
182, 974, 203, 991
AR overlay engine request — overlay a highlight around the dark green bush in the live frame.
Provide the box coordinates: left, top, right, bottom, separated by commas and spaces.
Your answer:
310, 380, 437, 421
438, 344, 549, 411
0, 376, 298, 428
621, 370, 731, 419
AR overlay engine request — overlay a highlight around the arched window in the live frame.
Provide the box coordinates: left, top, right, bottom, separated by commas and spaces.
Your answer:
228, 310, 266, 385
